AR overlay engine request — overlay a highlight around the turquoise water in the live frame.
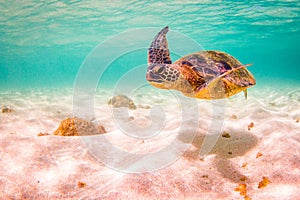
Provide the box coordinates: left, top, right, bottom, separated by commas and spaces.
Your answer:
1, 0, 300, 89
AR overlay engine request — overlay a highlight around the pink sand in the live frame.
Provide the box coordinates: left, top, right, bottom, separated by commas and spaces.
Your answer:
0, 86, 300, 199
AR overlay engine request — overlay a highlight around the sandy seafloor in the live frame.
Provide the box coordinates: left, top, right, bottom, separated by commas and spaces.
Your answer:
0, 82, 300, 200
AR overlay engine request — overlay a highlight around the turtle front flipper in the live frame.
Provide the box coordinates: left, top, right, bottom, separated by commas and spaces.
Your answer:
147, 26, 181, 90
148, 26, 172, 65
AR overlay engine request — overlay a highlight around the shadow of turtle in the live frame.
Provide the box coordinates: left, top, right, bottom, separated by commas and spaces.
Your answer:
178, 129, 258, 183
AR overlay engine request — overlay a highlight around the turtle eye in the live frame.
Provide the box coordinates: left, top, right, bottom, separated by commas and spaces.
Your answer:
154, 66, 165, 74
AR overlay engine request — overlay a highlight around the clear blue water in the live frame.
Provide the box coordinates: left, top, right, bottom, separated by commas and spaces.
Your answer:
1, 0, 300, 89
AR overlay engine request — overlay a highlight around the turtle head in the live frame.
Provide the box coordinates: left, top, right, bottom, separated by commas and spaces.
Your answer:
146, 63, 180, 89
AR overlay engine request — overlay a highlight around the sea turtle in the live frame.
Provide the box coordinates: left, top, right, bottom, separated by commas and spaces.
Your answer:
146, 26, 256, 100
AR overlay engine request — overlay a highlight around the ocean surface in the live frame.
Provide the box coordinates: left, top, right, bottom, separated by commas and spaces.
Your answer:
1, 0, 300, 89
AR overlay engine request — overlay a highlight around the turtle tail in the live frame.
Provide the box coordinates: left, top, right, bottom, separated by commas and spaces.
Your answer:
148, 26, 172, 65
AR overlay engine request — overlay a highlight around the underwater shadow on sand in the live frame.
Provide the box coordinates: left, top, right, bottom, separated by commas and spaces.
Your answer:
178, 129, 258, 183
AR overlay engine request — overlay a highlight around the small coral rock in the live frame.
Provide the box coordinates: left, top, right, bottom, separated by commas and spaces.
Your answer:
258, 176, 270, 189
256, 152, 263, 158
2, 106, 13, 113
247, 122, 254, 130
221, 131, 231, 138
78, 181, 87, 188
231, 114, 238, 120
240, 176, 247, 182
108, 94, 136, 109
37, 132, 50, 137
234, 183, 247, 196
54, 117, 106, 136
242, 162, 248, 168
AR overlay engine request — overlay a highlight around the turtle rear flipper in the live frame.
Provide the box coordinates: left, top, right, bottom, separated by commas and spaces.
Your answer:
243, 89, 248, 99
